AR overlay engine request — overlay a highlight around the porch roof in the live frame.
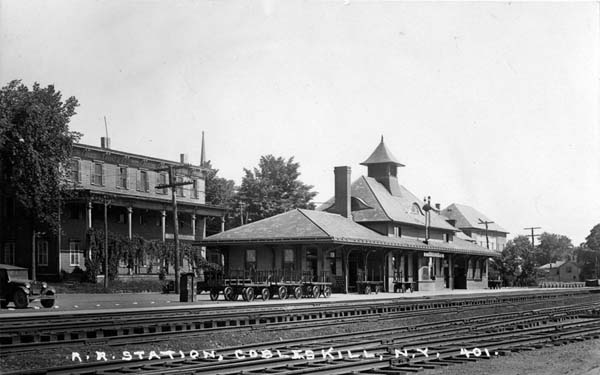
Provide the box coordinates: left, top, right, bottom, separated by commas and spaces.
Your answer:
198, 209, 498, 257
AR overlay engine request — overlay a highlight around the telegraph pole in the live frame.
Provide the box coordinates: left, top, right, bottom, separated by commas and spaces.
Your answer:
104, 197, 109, 288
478, 219, 494, 249
524, 226, 541, 247
155, 165, 193, 294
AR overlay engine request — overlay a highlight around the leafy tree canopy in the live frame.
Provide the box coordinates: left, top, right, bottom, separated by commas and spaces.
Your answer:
493, 235, 537, 286
585, 224, 600, 251
0, 80, 81, 231
236, 155, 317, 224
535, 232, 574, 266
203, 161, 236, 234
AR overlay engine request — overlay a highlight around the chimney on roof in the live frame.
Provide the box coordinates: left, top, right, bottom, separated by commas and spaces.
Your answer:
180, 153, 189, 164
100, 137, 111, 149
435, 203, 440, 211
333, 166, 352, 219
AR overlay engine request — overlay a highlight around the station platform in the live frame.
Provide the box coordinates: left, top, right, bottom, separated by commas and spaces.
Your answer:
0, 287, 593, 316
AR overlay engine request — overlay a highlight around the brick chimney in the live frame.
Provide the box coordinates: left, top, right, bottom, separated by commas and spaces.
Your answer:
100, 137, 111, 149
333, 166, 351, 218
180, 153, 189, 164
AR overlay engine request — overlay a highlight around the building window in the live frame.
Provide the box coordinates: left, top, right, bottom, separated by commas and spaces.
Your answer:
3, 197, 15, 218
69, 159, 81, 183
137, 170, 149, 192
69, 241, 81, 266
69, 205, 81, 220
245, 249, 256, 271
156, 173, 168, 194
3, 242, 15, 265
443, 233, 450, 242
117, 166, 128, 189
176, 176, 184, 197
393, 226, 401, 237
117, 212, 126, 224
37, 240, 49, 266
192, 179, 199, 199
91, 162, 104, 185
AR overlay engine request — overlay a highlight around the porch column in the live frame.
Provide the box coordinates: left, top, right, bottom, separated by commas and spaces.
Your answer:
127, 207, 132, 239
407, 253, 413, 282
220, 216, 225, 232
448, 254, 454, 290
87, 201, 93, 229
344, 249, 349, 294
191, 214, 197, 238
161, 210, 166, 242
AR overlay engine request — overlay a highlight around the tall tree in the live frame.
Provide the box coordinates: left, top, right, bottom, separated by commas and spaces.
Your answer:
235, 155, 317, 224
585, 224, 600, 251
493, 235, 536, 286
535, 232, 574, 266
0, 80, 81, 231
203, 162, 236, 234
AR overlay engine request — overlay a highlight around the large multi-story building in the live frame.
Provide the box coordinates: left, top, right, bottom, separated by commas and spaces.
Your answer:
0, 137, 226, 280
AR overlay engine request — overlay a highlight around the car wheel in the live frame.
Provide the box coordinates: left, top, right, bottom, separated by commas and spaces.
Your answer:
13, 289, 29, 309
261, 288, 270, 301
223, 286, 234, 301
41, 291, 55, 308
278, 286, 288, 299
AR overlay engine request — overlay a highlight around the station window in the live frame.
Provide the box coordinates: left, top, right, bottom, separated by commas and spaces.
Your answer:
91, 162, 104, 186
69, 241, 81, 266
137, 170, 149, 192
245, 249, 256, 271
3, 242, 15, 265
156, 173, 168, 195
69, 159, 81, 183
117, 166, 128, 189
37, 240, 49, 266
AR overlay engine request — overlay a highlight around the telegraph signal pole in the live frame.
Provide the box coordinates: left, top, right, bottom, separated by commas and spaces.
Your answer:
478, 219, 494, 249
155, 165, 193, 294
524, 226, 541, 247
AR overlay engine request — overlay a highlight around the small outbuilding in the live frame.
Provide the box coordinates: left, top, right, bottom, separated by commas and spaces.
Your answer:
536, 261, 581, 283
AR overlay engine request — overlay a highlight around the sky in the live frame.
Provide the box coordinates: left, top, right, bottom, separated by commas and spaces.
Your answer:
1, 0, 598, 245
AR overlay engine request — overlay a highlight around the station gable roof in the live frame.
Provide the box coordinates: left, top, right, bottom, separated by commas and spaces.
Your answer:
441, 203, 508, 234
200, 209, 498, 257
318, 176, 457, 231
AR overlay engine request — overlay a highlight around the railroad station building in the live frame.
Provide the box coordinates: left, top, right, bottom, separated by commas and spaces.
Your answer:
199, 138, 499, 293
0, 136, 226, 280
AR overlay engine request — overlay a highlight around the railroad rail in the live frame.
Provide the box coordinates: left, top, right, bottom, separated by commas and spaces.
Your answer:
0, 289, 593, 351
13, 298, 600, 375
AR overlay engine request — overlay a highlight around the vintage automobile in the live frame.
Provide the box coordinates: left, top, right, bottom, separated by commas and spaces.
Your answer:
0, 264, 56, 308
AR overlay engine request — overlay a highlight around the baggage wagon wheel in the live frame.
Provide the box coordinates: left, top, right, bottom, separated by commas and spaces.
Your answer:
364, 285, 371, 295
261, 287, 271, 301
223, 286, 234, 301
312, 285, 320, 298
245, 287, 255, 302
293, 286, 302, 299
323, 286, 332, 298
375, 285, 381, 294
241, 287, 248, 301
278, 286, 288, 299
209, 289, 219, 301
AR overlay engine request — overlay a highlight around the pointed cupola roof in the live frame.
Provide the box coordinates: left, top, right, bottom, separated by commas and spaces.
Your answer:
360, 136, 405, 167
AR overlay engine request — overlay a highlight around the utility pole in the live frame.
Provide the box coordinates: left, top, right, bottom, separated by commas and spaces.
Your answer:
478, 219, 494, 249
155, 165, 193, 294
422, 196, 432, 244
524, 226, 541, 247
104, 197, 109, 288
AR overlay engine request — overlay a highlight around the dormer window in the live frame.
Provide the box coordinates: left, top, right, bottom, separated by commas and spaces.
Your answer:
411, 203, 423, 215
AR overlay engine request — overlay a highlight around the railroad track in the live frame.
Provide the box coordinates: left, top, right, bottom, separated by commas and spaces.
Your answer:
1, 289, 595, 354
17, 301, 600, 375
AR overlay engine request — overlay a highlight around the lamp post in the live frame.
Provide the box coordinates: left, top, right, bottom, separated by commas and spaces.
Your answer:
422, 196, 432, 244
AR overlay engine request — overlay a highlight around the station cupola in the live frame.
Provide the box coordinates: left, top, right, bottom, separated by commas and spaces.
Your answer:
360, 136, 405, 196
